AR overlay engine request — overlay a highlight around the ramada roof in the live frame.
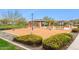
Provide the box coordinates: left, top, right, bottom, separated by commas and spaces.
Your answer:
29, 19, 70, 22
29, 19, 45, 22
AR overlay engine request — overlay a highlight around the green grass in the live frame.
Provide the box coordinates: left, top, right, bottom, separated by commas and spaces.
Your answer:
0, 39, 21, 50
0, 24, 26, 30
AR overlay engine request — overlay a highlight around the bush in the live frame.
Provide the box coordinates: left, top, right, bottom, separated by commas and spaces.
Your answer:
43, 33, 72, 50
61, 33, 73, 38
13, 34, 42, 46
72, 28, 79, 32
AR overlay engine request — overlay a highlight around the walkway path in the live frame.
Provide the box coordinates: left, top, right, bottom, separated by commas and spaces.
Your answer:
67, 33, 79, 50
0, 31, 31, 50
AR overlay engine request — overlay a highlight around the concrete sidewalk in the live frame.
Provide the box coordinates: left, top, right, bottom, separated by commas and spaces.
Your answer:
0, 32, 31, 50
67, 33, 79, 50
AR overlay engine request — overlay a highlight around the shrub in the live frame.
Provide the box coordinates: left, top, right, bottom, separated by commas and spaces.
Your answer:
61, 33, 73, 38
72, 28, 79, 32
43, 33, 72, 50
13, 34, 42, 46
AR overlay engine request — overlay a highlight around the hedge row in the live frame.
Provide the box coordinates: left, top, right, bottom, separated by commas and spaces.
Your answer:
13, 34, 42, 46
43, 33, 72, 50
13, 33, 72, 49
72, 28, 79, 33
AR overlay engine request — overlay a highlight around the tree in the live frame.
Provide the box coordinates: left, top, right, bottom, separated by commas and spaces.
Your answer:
0, 10, 27, 29
1, 10, 27, 25
43, 16, 54, 27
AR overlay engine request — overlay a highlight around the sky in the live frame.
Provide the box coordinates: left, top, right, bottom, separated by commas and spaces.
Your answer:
0, 9, 79, 20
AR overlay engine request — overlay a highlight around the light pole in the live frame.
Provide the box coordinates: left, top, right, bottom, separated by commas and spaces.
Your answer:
31, 13, 34, 30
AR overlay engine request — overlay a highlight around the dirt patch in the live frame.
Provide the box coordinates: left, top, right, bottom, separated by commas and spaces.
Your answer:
3, 27, 71, 39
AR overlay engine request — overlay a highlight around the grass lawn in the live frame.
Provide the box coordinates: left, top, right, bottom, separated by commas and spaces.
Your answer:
0, 24, 26, 30
0, 39, 21, 50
